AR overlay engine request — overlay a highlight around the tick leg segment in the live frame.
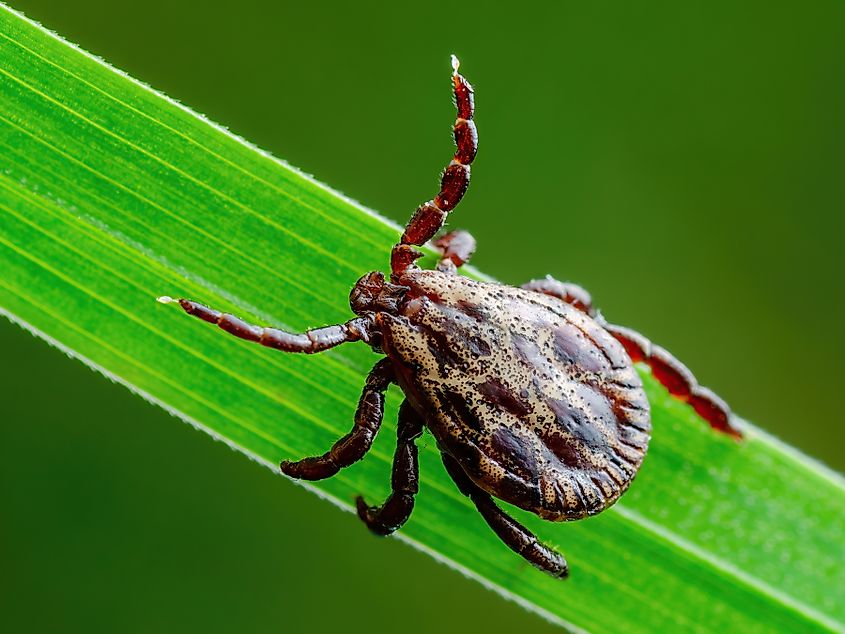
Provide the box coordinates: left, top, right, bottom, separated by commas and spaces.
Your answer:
441, 454, 569, 579
434, 230, 477, 273
392, 57, 477, 280
600, 321, 742, 439
521, 277, 595, 316
356, 399, 424, 535
280, 359, 394, 480
159, 297, 375, 352
520, 277, 741, 439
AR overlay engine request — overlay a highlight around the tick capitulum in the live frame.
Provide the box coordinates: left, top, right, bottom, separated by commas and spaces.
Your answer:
160, 56, 741, 578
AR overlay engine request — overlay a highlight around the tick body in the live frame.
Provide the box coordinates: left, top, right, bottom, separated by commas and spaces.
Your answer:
161, 56, 741, 578
381, 270, 649, 524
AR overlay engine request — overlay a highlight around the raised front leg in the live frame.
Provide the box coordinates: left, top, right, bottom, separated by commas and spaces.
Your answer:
521, 276, 741, 439
157, 296, 375, 352
442, 454, 568, 579
356, 399, 424, 535
280, 359, 394, 480
391, 56, 478, 279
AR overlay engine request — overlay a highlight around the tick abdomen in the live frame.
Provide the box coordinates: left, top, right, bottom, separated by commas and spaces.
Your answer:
382, 270, 651, 521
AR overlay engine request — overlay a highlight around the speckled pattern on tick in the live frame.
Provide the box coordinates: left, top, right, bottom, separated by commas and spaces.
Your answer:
159, 56, 742, 578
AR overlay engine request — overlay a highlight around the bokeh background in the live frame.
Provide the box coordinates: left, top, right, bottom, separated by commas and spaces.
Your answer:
2, 2, 843, 632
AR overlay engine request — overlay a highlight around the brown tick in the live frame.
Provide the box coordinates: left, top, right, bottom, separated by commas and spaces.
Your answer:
158, 56, 742, 578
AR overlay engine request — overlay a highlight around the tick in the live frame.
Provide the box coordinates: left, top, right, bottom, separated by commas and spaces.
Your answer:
158, 56, 741, 578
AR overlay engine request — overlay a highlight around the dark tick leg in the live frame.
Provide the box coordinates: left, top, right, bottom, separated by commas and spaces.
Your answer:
520, 277, 741, 439
434, 230, 477, 273
280, 359, 394, 480
392, 56, 477, 280
157, 296, 375, 352
356, 400, 424, 535
441, 454, 569, 579
521, 277, 595, 315
599, 321, 742, 439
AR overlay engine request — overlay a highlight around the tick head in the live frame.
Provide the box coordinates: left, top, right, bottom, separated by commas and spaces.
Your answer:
350, 271, 385, 313
350, 271, 409, 315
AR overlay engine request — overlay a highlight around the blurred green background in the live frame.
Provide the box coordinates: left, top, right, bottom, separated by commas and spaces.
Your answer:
2, 1, 843, 632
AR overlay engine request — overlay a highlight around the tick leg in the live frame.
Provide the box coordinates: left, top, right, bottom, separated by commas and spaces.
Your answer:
441, 454, 569, 579
521, 276, 595, 316
600, 321, 742, 439
280, 359, 394, 480
157, 296, 375, 353
356, 399, 424, 535
434, 230, 477, 273
520, 278, 741, 439
392, 56, 477, 280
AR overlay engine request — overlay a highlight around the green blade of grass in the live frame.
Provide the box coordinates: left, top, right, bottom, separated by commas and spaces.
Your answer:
1, 6, 843, 632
